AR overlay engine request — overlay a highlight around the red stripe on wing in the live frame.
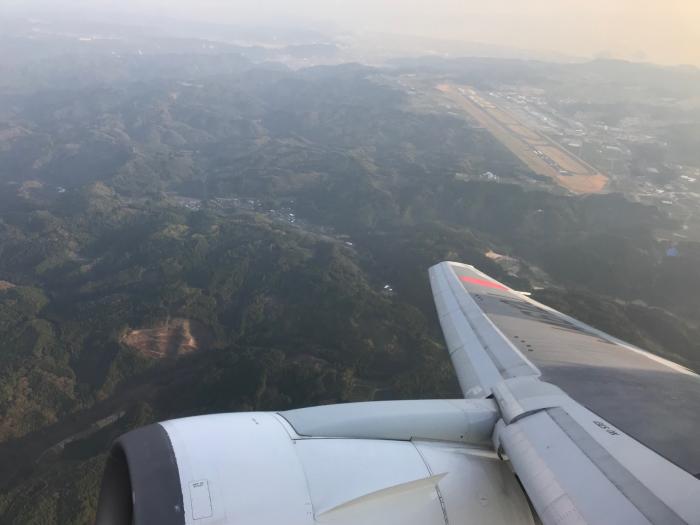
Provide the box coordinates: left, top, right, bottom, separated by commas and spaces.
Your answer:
459, 275, 509, 290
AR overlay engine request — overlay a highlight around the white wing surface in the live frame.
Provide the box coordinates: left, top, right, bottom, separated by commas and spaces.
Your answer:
430, 261, 700, 525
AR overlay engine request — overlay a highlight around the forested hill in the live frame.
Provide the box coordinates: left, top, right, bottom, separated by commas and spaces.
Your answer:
1, 33, 700, 524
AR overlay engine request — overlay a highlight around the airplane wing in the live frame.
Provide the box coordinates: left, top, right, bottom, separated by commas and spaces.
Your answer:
430, 261, 700, 525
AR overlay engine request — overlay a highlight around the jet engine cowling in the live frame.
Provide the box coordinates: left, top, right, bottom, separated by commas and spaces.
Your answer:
96, 401, 535, 525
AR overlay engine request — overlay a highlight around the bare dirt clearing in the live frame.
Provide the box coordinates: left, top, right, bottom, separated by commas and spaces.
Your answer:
122, 318, 209, 358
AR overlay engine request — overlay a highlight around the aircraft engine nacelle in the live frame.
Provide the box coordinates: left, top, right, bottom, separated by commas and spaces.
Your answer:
95, 400, 535, 525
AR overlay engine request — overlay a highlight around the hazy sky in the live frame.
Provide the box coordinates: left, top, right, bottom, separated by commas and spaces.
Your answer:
5, 0, 700, 66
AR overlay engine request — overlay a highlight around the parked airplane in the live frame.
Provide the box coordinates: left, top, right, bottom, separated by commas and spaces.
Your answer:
95, 262, 700, 525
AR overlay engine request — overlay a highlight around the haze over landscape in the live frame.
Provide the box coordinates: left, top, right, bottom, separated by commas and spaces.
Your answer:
4, 0, 700, 65
1, 1, 700, 523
